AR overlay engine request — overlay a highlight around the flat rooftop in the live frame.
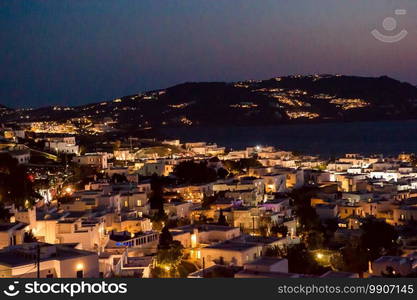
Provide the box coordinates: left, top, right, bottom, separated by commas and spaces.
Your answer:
175, 224, 238, 233
235, 270, 302, 278
204, 241, 257, 251
0, 222, 27, 232
246, 257, 286, 266
0, 243, 96, 267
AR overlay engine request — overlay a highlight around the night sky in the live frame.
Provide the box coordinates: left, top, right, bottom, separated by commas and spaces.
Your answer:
1, 0, 417, 108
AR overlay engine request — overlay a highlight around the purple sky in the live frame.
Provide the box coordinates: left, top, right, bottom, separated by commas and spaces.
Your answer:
1, 0, 417, 108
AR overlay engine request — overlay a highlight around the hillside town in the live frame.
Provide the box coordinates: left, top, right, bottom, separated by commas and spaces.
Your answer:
1, 124, 417, 278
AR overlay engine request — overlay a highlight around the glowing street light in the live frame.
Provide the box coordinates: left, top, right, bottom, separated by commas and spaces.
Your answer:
64, 186, 73, 195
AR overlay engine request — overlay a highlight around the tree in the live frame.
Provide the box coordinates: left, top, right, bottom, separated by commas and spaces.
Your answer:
158, 226, 174, 250
149, 174, 164, 210
360, 217, 399, 260
113, 140, 121, 151
57, 195, 75, 205
0, 153, 41, 208
290, 187, 322, 236
223, 158, 262, 174
201, 194, 216, 209
259, 225, 269, 237
173, 160, 217, 184
305, 230, 325, 250
339, 239, 369, 276
166, 217, 190, 228
111, 173, 128, 183
69, 164, 98, 189
323, 218, 339, 243
257, 216, 272, 237
264, 245, 287, 258
217, 168, 229, 179
287, 243, 327, 275
271, 224, 288, 237
150, 208, 168, 231
222, 160, 239, 174
194, 214, 210, 225
23, 230, 37, 243
329, 252, 345, 271
237, 158, 263, 171
381, 266, 402, 278
217, 209, 228, 226
155, 241, 184, 277
0, 202, 11, 222
155, 226, 184, 278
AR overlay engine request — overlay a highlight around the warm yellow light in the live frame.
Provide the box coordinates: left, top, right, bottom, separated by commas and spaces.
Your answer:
163, 265, 170, 271
368, 261, 373, 274
64, 187, 73, 194
76, 263, 84, 271
316, 253, 324, 259
191, 234, 197, 248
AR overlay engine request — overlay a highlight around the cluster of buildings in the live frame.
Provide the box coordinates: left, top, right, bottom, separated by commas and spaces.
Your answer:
311, 153, 417, 227
1, 125, 417, 278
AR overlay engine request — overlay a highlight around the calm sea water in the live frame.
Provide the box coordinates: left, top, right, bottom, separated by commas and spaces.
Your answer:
162, 120, 417, 157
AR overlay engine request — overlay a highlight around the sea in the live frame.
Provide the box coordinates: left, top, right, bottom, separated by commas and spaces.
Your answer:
161, 120, 417, 158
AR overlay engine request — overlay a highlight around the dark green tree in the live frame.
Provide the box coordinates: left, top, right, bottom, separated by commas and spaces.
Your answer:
23, 230, 38, 243
110, 173, 128, 183
155, 240, 184, 277
287, 243, 327, 275
290, 187, 322, 235
158, 226, 174, 250
150, 208, 168, 231
69, 164, 98, 189
217, 209, 228, 226
57, 195, 75, 205
0, 153, 41, 208
271, 224, 288, 237
217, 168, 229, 179
305, 230, 325, 250
201, 194, 217, 209
223, 158, 262, 174
150, 174, 164, 210
339, 239, 369, 276
0, 202, 11, 222
237, 158, 263, 171
264, 245, 287, 257
155, 226, 184, 277
381, 266, 402, 278
360, 217, 399, 260
173, 160, 217, 184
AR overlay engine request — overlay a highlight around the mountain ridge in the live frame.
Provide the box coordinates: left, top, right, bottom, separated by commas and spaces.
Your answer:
2, 74, 417, 128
